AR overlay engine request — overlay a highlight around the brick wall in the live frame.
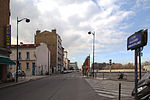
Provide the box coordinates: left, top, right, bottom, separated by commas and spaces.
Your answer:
35, 30, 57, 68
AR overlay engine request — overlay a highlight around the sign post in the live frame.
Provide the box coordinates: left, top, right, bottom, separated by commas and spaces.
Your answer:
134, 49, 138, 100
127, 29, 148, 100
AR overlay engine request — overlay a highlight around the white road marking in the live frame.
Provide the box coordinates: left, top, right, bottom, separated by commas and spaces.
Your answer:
98, 93, 115, 98
95, 90, 130, 97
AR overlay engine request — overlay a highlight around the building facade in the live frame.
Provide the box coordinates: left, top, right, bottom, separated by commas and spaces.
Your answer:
82, 55, 90, 76
0, 0, 13, 81
9, 43, 51, 76
36, 43, 51, 75
69, 62, 78, 70
35, 29, 63, 73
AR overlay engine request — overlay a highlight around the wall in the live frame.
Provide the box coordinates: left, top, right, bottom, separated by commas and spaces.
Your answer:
36, 43, 51, 75
0, 0, 10, 81
35, 29, 61, 73
10, 47, 36, 76
0, 0, 10, 47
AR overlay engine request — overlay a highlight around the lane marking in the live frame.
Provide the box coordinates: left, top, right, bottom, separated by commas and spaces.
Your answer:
95, 90, 130, 97
98, 93, 115, 98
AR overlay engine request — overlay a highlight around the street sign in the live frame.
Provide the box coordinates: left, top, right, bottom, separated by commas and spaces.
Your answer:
127, 29, 148, 100
127, 30, 148, 50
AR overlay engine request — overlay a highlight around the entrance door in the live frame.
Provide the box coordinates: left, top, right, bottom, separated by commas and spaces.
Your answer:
32, 62, 35, 75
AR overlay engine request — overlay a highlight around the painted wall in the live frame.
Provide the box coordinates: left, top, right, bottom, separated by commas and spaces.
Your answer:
10, 47, 36, 76
36, 43, 51, 75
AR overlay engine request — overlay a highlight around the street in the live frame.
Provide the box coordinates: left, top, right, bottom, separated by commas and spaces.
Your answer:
0, 72, 111, 100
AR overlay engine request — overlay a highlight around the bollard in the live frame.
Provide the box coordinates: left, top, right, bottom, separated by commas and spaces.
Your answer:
119, 83, 121, 100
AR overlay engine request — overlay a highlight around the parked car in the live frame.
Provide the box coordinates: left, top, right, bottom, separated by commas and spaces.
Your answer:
12, 70, 26, 78
132, 72, 150, 100
7, 72, 15, 82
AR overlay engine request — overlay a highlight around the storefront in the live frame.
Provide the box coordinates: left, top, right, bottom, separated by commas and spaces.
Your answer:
0, 56, 15, 81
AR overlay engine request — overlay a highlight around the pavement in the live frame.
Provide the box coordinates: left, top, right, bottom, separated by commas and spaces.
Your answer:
85, 77, 135, 100
0, 72, 112, 100
0, 72, 136, 100
0, 75, 48, 89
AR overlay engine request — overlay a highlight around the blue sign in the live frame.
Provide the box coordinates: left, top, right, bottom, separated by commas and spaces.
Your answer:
127, 32, 142, 50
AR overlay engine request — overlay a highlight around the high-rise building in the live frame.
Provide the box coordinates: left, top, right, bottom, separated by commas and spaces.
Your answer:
35, 29, 63, 73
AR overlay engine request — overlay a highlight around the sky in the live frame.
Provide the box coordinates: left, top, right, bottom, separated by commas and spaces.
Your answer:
10, 0, 150, 68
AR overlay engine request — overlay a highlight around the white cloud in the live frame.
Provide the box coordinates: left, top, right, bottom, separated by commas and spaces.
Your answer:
10, 0, 135, 61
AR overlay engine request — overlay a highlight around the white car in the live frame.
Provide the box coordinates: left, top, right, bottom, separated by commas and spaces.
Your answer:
12, 70, 26, 78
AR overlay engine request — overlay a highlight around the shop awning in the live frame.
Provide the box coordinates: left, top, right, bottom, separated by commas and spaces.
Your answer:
0, 57, 16, 65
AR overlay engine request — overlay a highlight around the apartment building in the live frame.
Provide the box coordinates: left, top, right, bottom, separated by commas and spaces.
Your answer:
9, 43, 50, 76
0, 0, 14, 81
35, 29, 64, 73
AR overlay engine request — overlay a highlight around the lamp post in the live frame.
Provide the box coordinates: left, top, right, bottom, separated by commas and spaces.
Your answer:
16, 17, 30, 82
88, 31, 95, 78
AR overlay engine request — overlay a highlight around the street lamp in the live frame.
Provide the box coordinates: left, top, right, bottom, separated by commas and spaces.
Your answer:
88, 31, 95, 78
16, 17, 30, 82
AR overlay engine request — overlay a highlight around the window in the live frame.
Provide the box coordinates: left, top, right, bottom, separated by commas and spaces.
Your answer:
19, 52, 22, 59
26, 52, 30, 59
8, 65, 12, 70
26, 62, 29, 70
32, 62, 35, 68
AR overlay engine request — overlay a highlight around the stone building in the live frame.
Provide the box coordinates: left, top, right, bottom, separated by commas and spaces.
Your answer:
0, 0, 15, 81
35, 29, 64, 73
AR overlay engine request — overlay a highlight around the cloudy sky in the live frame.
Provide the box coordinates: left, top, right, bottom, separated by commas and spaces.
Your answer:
10, 0, 150, 68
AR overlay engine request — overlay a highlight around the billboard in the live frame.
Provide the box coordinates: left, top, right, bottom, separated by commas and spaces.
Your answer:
5, 24, 11, 48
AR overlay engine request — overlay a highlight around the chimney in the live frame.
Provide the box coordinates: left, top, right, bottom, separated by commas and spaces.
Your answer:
52, 29, 56, 33
36, 30, 41, 34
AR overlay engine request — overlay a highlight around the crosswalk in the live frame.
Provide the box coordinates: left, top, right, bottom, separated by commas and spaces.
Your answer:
85, 78, 132, 99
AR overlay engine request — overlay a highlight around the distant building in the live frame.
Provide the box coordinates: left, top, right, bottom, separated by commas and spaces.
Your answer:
64, 58, 70, 70
63, 51, 70, 70
69, 62, 78, 70
0, 0, 14, 81
82, 55, 90, 76
35, 29, 63, 73
143, 65, 150, 71
61, 47, 64, 72
92, 62, 109, 70
9, 43, 51, 76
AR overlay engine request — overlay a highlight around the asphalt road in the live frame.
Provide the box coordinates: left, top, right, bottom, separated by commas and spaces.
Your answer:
0, 72, 109, 100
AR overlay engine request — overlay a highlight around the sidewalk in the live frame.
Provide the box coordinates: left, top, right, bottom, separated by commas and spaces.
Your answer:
0, 75, 47, 89
85, 77, 134, 100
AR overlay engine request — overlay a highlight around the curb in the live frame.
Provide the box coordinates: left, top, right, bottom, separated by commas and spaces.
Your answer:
0, 76, 48, 89
0, 79, 30, 89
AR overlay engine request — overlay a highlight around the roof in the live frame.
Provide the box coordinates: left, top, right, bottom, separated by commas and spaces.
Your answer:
11, 44, 40, 48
